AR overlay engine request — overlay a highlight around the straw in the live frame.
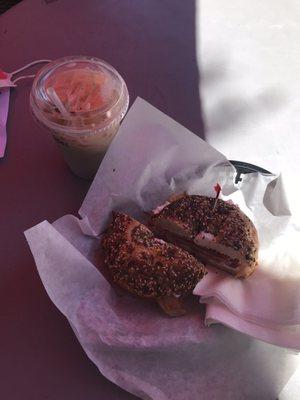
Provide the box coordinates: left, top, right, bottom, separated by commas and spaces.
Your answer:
46, 87, 72, 120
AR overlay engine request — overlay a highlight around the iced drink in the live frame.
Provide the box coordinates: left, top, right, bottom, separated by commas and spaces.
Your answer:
30, 56, 129, 179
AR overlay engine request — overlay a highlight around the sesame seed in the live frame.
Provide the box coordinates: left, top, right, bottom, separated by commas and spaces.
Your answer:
101, 212, 206, 297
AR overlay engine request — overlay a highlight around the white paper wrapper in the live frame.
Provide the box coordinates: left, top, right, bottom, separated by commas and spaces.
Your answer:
25, 98, 300, 399
194, 173, 300, 350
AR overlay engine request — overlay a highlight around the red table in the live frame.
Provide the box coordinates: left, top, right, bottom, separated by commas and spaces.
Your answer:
0, 1, 202, 398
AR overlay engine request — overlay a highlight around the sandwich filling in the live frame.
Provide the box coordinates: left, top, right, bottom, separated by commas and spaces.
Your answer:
155, 228, 241, 274
150, 195, 258, 278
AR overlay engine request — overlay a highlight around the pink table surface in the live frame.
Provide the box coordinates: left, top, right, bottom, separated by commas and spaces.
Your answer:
0, 1, 202, 399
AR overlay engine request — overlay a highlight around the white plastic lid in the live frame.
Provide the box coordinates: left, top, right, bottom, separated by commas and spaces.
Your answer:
30, 56, 129, 136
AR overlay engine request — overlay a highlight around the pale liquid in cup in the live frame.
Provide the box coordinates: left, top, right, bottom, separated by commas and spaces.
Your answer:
52, 122, 120, 179
30, 57, 129, 179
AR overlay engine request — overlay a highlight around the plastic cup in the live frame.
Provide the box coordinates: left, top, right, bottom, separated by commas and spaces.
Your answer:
30, 56, 129, 179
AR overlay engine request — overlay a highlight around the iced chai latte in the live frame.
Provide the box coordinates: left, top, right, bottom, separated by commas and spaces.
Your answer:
30, 56, 129, 179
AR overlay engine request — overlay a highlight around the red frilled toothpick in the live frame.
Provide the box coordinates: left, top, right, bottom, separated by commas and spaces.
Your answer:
212, 183, 221, 211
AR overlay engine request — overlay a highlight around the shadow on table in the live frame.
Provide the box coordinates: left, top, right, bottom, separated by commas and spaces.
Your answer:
0, 0, 23, 15
93, 0, 204, 138
2, 0, 204, 136
10, 0, 203, 139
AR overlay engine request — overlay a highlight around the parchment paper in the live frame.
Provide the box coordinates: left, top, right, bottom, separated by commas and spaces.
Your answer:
25, 98, 300, 400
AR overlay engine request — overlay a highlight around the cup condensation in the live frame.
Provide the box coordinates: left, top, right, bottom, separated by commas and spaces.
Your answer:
30, 56, 129, 179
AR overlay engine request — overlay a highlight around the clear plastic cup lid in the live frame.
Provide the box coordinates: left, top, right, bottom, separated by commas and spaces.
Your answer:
30, 56, 129, 135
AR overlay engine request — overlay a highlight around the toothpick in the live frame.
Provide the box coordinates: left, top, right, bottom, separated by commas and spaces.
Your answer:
212, 183, 221, 212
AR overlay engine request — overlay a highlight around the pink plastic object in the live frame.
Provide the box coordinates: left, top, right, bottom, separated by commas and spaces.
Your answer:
0, 88, 10, 157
